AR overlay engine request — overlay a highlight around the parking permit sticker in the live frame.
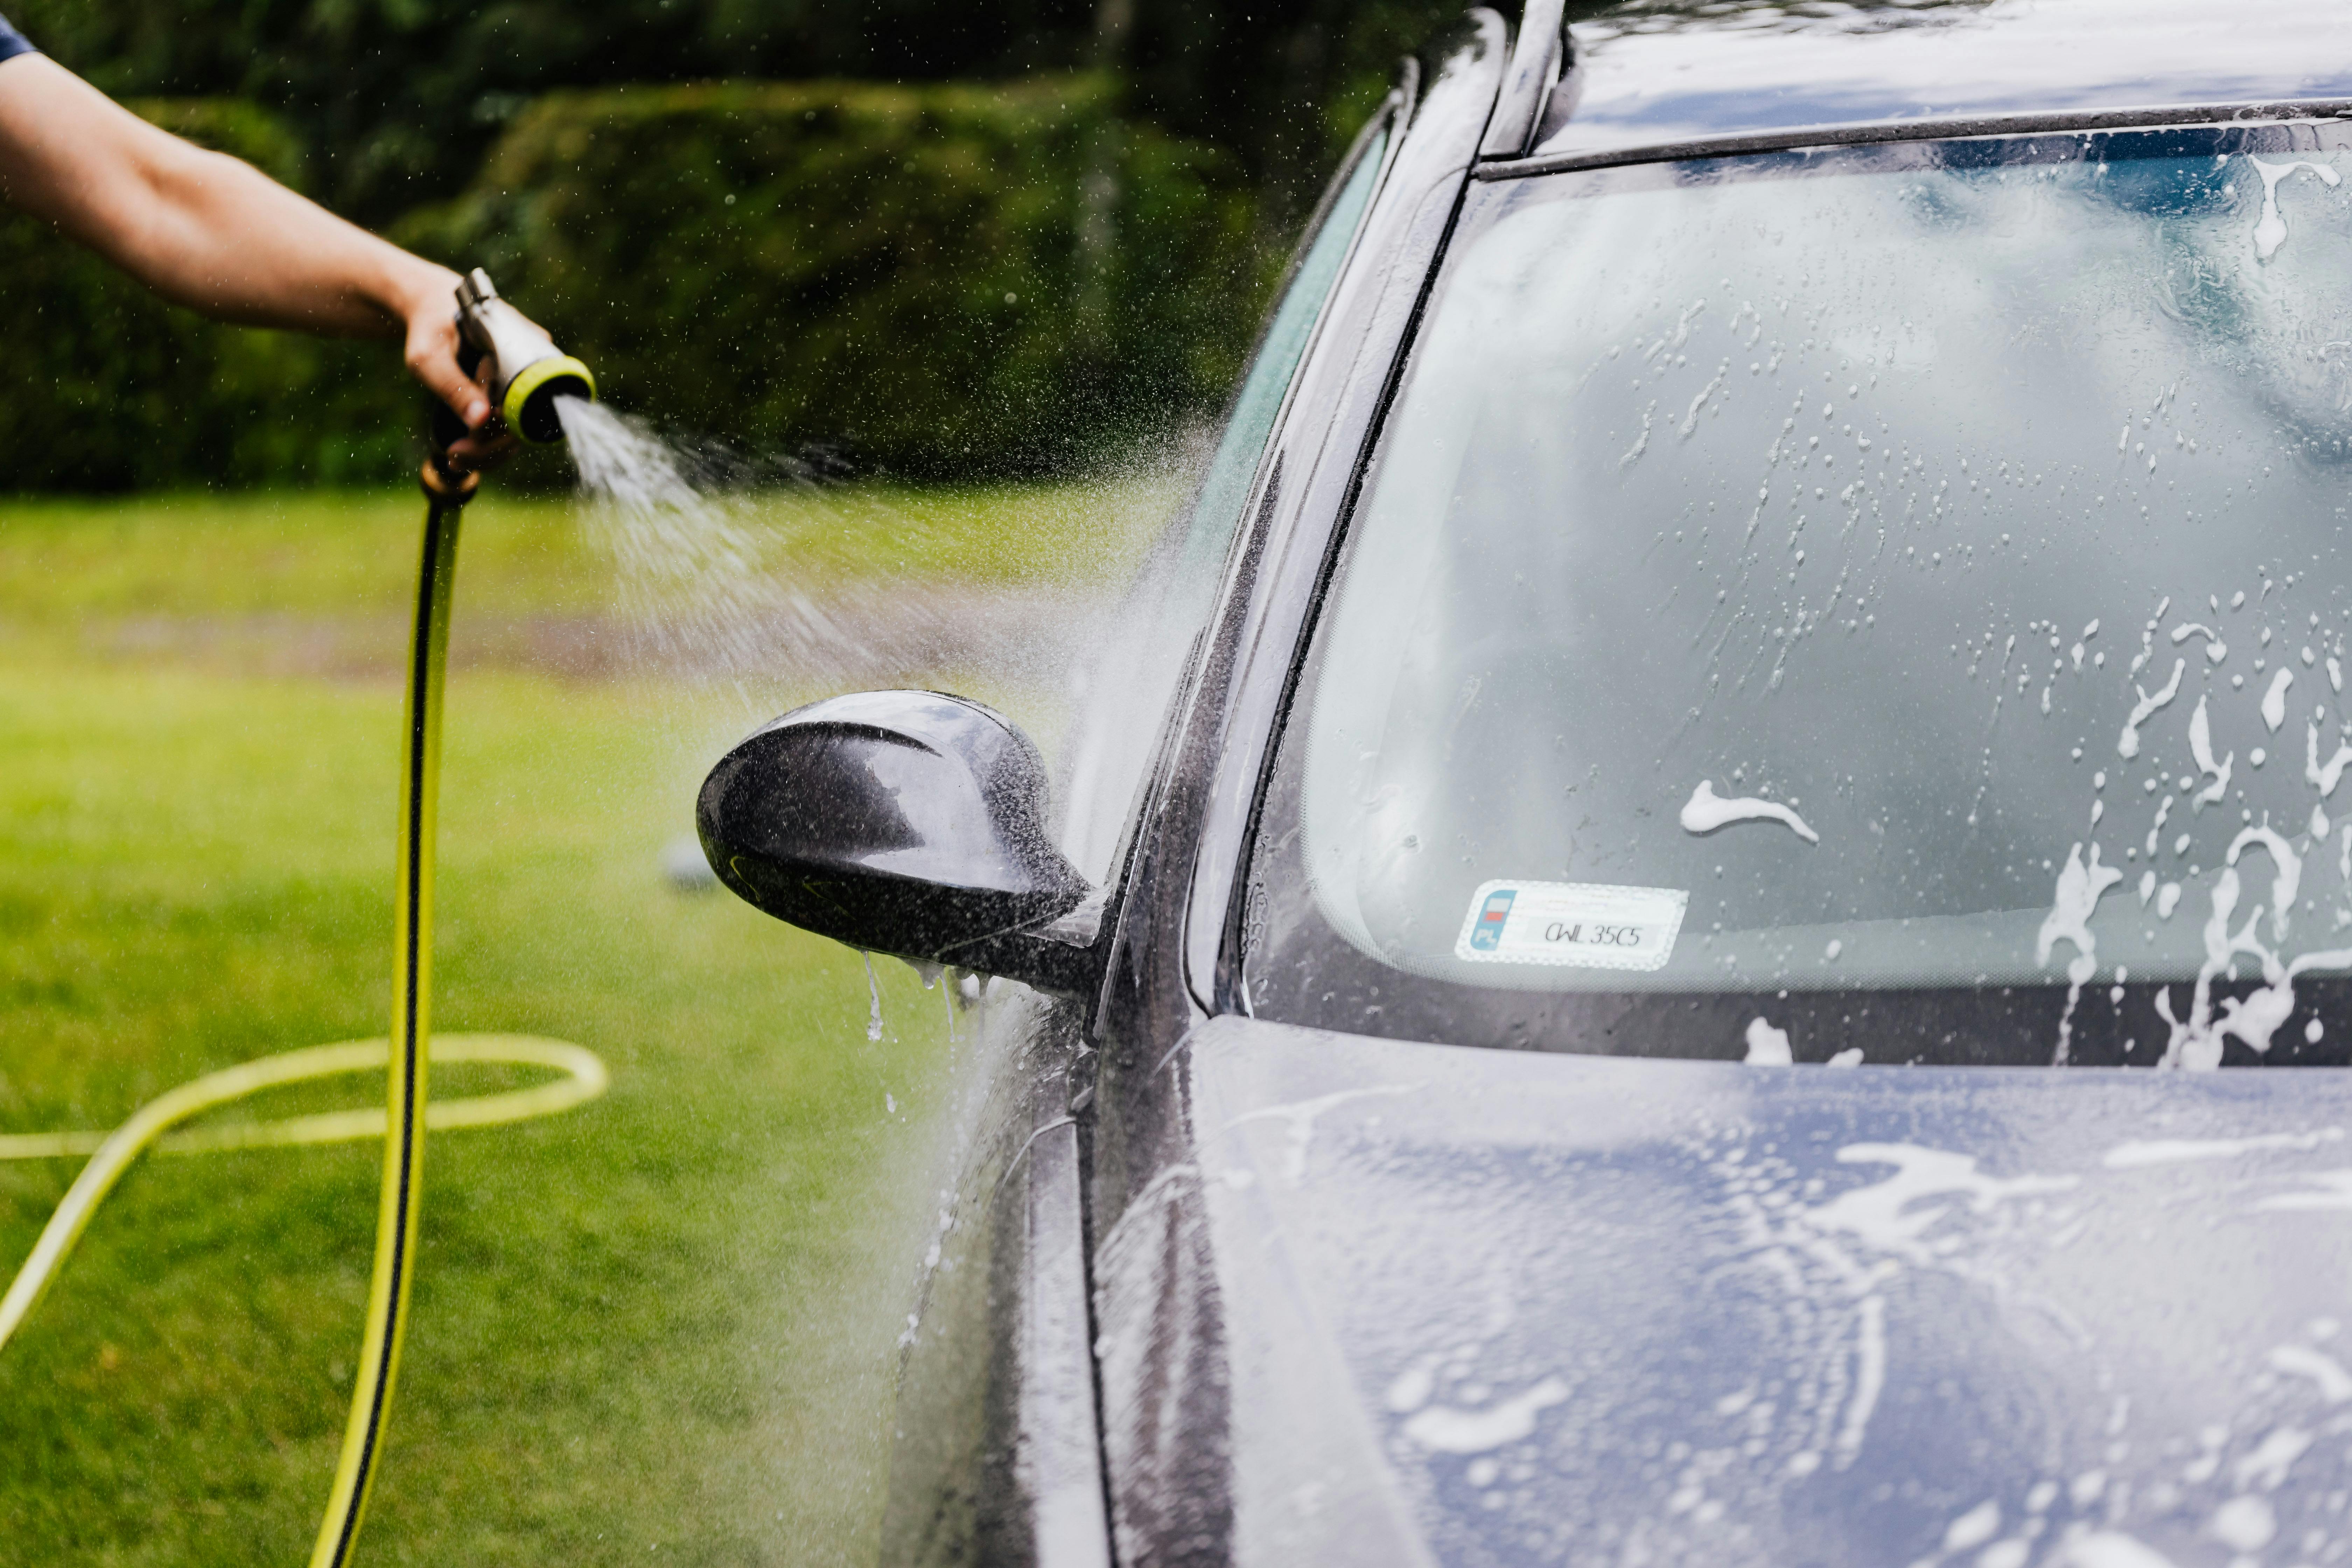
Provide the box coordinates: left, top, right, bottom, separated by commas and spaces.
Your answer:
1455, 880, 1687, 971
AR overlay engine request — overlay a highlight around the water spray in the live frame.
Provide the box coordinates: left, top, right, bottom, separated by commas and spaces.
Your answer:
0, 270, 606, 1568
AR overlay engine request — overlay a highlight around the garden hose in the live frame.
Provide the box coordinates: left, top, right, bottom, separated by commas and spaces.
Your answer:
2, 272, 600, 1564
0, 454, 606, 1567
0, 1036, 608, 1325
310, 453, 471, 1568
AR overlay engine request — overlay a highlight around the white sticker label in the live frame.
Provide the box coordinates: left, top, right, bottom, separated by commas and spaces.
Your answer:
1454, 880, 1688, 971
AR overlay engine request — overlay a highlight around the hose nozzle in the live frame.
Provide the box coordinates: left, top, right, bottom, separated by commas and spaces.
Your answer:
453, 268, 596, 445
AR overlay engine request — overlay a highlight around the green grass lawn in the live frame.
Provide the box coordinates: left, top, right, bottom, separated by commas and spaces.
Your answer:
0, 479, 1167, 1564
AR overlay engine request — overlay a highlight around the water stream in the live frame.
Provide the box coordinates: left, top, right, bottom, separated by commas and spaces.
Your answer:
558, 397, 865, 680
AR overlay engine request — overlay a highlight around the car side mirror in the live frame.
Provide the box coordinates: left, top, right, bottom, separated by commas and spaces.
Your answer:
695, 690, 1105, 997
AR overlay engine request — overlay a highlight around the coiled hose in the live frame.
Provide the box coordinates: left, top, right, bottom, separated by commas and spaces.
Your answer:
0, 458, 609, 1566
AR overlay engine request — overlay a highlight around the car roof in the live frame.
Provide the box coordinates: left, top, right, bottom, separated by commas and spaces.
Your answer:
1535, 0, 2352, 164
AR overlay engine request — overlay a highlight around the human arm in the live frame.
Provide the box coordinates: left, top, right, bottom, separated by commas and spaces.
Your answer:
0, 51, 509, 467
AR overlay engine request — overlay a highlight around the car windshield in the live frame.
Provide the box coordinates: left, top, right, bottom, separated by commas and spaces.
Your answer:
1243, 124, 2352, 1068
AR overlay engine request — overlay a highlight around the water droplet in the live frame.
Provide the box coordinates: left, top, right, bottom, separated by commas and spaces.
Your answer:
863, 952, 884, 1043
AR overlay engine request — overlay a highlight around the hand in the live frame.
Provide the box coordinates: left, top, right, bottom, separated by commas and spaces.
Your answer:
394, 264, 520, 472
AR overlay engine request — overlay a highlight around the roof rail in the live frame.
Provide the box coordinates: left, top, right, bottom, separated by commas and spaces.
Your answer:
1478, 0, 1568, 160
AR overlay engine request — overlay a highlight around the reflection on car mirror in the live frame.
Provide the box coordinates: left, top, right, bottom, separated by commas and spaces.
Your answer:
695, 689, 1104, 998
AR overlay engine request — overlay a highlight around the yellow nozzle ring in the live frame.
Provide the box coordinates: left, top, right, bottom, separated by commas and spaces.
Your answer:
501, 354, 597, 444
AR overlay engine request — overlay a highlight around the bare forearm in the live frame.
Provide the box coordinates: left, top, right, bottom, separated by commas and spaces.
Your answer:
98, 143, 449, 337
0, 55, 450, 339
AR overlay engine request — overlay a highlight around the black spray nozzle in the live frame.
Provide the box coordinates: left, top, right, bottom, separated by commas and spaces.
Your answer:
449, 268, 596, 446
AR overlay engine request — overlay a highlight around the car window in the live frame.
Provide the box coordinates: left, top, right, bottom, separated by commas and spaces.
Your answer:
1058, 115, 1392, 883
1175, 122, 1391, 584
1244, 123, 2352, 1068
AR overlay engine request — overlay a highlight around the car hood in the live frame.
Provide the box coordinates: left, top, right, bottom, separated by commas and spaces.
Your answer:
1095, 1016, 2352, 1568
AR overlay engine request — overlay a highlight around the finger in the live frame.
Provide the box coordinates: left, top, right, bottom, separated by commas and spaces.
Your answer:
405, 319, 491, 430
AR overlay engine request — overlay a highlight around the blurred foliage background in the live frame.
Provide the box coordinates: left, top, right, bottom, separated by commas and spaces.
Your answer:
1, 0, 1468, 490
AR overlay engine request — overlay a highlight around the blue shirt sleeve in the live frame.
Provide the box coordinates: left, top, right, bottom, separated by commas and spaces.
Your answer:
0, 14, 37, 65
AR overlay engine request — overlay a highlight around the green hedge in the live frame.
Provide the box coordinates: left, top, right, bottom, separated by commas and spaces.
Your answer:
400, 74, 1263, 477
0, 75, 1267, 492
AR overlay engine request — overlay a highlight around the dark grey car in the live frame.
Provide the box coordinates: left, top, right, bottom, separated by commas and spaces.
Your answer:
699, 3, 2352, 1562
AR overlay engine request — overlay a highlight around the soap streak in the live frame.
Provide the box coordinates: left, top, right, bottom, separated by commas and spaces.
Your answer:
1682, 780, 1820, 845
2117, 658, 2184, 758
2249, 154, 2343, 261
2189, 695, 2233, 811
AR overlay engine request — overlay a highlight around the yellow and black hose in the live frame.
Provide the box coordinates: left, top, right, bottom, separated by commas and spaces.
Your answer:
0, 450, 607, 1566
308, 455, 468, 1568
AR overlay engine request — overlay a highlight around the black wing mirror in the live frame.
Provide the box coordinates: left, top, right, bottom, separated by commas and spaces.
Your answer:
695, 690, 1105, 997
